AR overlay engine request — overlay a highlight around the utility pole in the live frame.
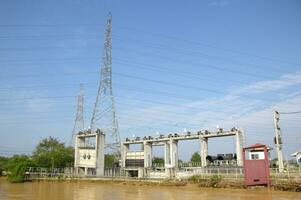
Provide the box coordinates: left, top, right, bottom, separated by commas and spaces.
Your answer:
273, 110, 284, 173
71, 84, 85, 145
90, 13, 120, 154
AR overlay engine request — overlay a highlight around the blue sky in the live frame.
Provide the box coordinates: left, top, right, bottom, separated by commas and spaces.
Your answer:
0, 0, 300, 160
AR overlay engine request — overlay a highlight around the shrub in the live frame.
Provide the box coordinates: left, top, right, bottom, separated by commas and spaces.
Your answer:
6, 155, 34, 183
0, 156, 9, 176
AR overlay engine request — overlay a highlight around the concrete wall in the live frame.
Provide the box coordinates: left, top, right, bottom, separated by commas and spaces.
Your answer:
74, 132, 105, 176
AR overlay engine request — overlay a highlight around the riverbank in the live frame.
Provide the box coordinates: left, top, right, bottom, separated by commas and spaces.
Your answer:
22, 176, 301, 192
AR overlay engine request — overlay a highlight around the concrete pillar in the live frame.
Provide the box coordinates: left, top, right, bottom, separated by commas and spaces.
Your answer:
125, 170, 130, 177
96, 133, 105, 176
84, 167, 88, 175
164, 139, 178, 178
121, 143, 129, 168
74, 135, 85, 174
138, 167, 144, 178
170, 140, 178, 168
164, 141, 171, 178
144, 142, 152, 168
164, 142, 171, 167
236, 131, 243, 166
200, 137, 208, 167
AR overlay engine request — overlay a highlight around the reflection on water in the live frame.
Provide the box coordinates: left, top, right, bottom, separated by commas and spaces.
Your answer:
0, 178, 300, 200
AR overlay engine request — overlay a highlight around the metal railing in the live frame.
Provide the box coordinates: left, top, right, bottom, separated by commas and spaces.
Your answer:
270, 167, 301, 180
153, 161, 238, 168
25, 165, 301, 180
26, 167, 74, 179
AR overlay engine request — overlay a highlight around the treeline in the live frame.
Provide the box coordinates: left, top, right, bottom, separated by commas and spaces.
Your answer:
0, 137, 73, 183
0, 137, 120, 183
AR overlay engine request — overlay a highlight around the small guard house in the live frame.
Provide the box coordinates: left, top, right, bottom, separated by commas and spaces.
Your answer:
243, 143, 271, 186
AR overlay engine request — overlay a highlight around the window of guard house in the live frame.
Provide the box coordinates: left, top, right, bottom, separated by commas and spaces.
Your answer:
251, 153, 259, 160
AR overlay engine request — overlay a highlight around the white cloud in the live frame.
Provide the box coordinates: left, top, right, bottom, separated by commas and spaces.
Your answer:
118, 70, 301, 158
232, 71, 301, 94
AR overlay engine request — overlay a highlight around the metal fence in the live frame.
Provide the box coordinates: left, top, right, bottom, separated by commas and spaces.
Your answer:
26, 167, 75, 179
176, 167, 244, 179
153, 161, 238, 168
25, 166, 301, 180
270, 167, 301, 180
26, 167, 125, 179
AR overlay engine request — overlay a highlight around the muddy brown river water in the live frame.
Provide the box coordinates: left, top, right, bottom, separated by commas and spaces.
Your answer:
0, 178, 300, 200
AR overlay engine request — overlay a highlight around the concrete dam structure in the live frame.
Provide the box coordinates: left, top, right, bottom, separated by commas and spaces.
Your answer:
74, 129, 105, 176
121, 128, 244, 178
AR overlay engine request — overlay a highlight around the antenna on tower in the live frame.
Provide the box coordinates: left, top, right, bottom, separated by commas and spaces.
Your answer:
90, 14, 120, 154
71, 84, 85, 145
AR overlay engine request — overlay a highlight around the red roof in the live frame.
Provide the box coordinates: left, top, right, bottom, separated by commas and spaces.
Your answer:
248, 143, 266, 148
244, 143, 272, 150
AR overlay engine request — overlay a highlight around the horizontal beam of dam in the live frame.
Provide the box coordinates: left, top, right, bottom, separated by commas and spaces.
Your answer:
123, 129, 238, 145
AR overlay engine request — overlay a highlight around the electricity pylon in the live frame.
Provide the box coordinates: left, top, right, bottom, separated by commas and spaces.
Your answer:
71, 84, 84, 145
90, 13, 120, 154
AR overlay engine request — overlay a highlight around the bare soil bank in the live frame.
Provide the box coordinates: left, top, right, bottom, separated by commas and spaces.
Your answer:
27, 176, 301, 192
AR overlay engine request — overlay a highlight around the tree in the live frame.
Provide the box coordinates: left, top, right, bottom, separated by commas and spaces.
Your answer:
32, 137, 74, 168
153, 157, 164, 163
6, 155, 34, 183
0, 156, 9, 175
190, 152, 201, 163
105, 154, 118, 168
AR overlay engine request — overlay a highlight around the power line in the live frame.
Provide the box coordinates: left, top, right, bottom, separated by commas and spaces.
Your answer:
0, 59, 298, 104
0, 57, 251, 90
279, 111, 301, 114
0, 34, 293, 75
115, 46, 278, 80
112, 35, 290, 74
114, 24, 301, 66
0, 72, 295, 105
0, 22, 299, 67
0, 46, 284, 80
0, 23, 103, 27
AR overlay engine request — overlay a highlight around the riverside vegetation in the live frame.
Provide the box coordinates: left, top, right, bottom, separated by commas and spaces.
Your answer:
1, 142, 300, 192
0, 137, 119, 183
0, 137, 73, 183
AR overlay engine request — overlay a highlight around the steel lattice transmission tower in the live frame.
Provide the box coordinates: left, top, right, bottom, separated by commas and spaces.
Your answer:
71, 84, 85, 145
90, 14, 120, 154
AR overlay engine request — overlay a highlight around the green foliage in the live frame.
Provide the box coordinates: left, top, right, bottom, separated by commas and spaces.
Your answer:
105, 154, 118, 168
188, 175, 223, 187
190, 152, 201, 162
6, 155, 34, 183
188, 175, 202, 183
3, 137, 74, 183
208, 175, 223, 187
210, 174, 222, 181
32, 137, 74, 168
152, 157, 164, 163
0, 156, 9, 175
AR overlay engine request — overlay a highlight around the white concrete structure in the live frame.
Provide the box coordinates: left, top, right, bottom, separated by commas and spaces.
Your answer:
164, 139, 178, 178
200, 137, 208, 167
121, 128, 244, 179
74, 129, 105, 176
144, 142, 152, 168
